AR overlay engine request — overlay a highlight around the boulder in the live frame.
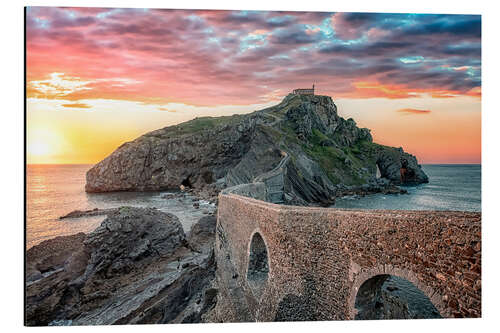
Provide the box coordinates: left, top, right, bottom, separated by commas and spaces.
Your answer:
188, 215, 216, 253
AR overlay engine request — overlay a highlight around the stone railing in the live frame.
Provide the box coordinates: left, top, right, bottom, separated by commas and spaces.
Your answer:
220, 182, 267, 201
253, 153, 290, 204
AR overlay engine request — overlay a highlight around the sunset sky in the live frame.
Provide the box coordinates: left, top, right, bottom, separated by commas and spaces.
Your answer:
26, 7, 481, 164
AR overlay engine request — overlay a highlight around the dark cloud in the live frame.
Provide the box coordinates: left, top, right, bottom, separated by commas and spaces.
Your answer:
337, 12, 376, 27
441, 43, 481, 57
265, 15, 296, 27
404, 16, 481, 38
319, 41, 415, 57
271, 25, 323, 44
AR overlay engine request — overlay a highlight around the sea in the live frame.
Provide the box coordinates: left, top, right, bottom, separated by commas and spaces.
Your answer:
27, 164, 481, 249
26, 164, 216, 249
333, 164, 481, 212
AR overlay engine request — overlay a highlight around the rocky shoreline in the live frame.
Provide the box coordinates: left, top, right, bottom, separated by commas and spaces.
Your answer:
26, 207, 218, 326
59, 208, 119, 219
26, 182, 414, 326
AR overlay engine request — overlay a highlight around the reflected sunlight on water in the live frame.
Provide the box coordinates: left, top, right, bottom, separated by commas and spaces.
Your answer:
26, 164, 215, 249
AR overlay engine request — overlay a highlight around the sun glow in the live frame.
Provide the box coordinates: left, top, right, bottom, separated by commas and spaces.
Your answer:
27, 127, 67, 164
28, 141, 51, 156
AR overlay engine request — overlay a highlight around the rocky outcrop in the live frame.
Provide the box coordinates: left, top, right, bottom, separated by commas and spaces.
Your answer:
59, 208, 119, 219
86, 94, 428, 205
375, 146, 428, 185
187, 215, 216, 253
25, 207, 217, 326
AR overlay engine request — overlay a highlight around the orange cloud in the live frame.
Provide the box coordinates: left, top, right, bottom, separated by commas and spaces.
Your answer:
396, 108, 431, 115
343, 81, 480, 100
251, 29, 268, 35
466, 87, 482, 98
61, 103, 91, 108
351, 81, 416, 99
157, 107, 176, 112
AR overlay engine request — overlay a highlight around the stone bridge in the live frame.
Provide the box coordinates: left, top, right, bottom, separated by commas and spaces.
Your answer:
214, 182, 481, 322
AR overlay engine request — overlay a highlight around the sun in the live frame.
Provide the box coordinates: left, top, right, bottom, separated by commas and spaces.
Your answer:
27, 127, 66, 163
28, 141, 51, 156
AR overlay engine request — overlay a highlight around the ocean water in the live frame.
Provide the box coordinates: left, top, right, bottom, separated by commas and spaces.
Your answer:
333, 164, 481, 211
27, 164, 480, 249
26, 164, 216, 249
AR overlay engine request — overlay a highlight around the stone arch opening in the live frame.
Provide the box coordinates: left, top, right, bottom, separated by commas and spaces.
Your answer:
247, 232, 269, 288
354, 274, 441, 320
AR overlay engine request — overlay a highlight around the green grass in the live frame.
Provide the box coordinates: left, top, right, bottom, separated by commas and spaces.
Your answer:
143, 114, 247, 139
273, 95, 302, 116
299, 130, 379, 185
302, 143, 345, 184
259, 124, 283, 142
310, 129, 331, 146
279, 123, 301, 145
173, 115, 244, 134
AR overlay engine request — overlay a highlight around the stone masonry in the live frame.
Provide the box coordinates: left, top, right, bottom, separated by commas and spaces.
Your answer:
214, 186, 481, 322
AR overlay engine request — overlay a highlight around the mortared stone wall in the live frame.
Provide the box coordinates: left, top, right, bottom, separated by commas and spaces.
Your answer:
214, 190, 481, 322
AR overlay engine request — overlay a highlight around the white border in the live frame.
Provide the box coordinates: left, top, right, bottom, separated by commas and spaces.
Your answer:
2, 1, 498, 332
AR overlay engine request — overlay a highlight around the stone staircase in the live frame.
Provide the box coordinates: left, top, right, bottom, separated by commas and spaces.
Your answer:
253, 153, 290, 204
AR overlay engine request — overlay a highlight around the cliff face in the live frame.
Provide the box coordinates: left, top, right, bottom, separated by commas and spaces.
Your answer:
86, 94, 428, 204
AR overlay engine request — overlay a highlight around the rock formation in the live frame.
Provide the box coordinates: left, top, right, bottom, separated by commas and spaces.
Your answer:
86, 94, 428, 205
25, 207, 217, 326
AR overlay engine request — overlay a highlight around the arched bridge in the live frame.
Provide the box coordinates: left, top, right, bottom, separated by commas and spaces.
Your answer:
214, 182, 481, 321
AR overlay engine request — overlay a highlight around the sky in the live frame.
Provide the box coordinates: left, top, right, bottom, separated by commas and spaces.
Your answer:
26, 7, 481, 164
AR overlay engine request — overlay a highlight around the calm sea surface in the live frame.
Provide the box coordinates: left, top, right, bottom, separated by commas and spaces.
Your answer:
27, 164, 481, 249
333, 164, 481, 211
26, 164, 215, 249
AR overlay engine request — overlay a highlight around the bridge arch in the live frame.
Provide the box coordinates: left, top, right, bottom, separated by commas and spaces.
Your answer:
349, 266, 446, 320
246, 230, 270, 295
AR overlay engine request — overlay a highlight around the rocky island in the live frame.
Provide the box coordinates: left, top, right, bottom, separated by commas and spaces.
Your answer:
85, 94, 428, 205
